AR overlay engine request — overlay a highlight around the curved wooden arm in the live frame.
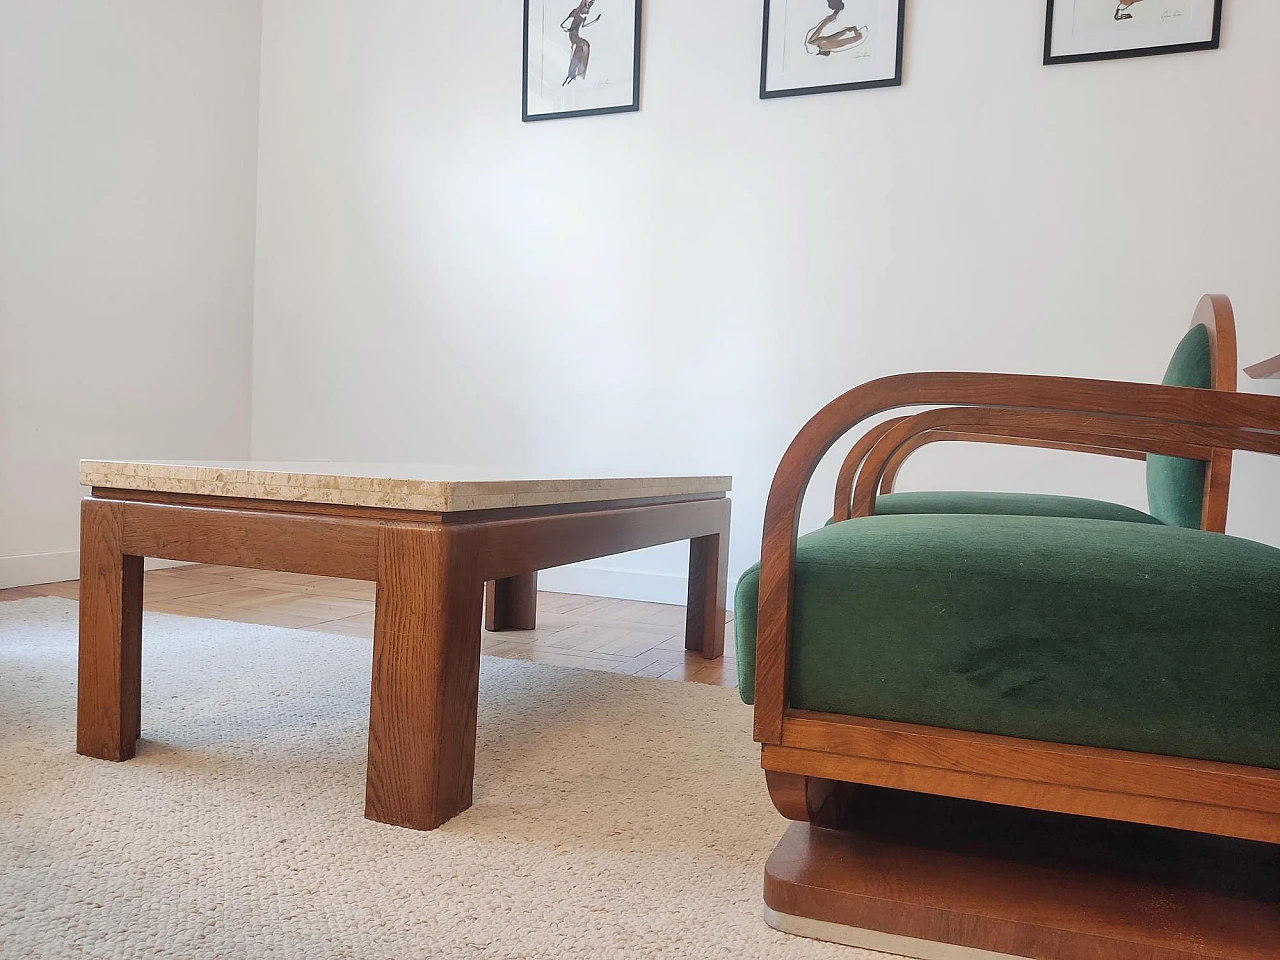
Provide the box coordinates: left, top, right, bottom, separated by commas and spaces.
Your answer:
849, 407, 1244, 522
1194, 294, 1238, 532
872, 417, 1231, 531
831, 418, 904, 523
877, 431, 1145, 497
854, 295, 1239, 522
754, 371, 1280, 744
1199, 293, 1238, 392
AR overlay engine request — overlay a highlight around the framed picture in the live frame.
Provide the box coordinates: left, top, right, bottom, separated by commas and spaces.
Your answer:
523, 0, 642, 122
760, 0, 905, 100
1044, 0, 1223, 65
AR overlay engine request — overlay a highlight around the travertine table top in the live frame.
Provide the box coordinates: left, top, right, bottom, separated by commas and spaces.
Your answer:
81, 460, 732, 513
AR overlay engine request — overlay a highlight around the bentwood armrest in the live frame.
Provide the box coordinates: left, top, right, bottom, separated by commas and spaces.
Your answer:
833, 417, 1155, 523
832, 295, 1240, 527
831, 418, 906, 522
846, 405, 1263, 521
754, 372, 1280, 744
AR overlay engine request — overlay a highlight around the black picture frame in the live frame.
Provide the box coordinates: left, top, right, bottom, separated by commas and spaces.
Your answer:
523, 0, 643, 122
1043, 0, 1223, 65
760, 0, 906, 100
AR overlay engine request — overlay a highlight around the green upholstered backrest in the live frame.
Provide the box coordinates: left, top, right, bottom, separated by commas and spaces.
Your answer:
1146, 324, 1213, 528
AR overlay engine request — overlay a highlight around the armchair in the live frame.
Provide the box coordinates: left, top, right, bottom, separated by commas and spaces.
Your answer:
736, 365, 1280, 959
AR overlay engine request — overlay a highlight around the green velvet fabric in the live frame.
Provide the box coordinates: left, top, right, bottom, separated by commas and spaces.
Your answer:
735, 514, 1280, 770
1146, 324, 1213, 528
874, 491, 1162, 525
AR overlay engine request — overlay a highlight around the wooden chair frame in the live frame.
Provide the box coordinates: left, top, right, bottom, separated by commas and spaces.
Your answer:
755, 369, 1280, 844
832, 294, 1239, 531
847, 406, 1273, 520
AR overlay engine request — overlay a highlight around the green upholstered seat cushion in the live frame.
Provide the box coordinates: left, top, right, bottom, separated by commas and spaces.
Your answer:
1146, 324, 1213, 528
874, 491, 1162, 525
734, 514, 1280, 770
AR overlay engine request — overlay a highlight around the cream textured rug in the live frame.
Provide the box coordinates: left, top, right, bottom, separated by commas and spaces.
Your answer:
0, 598, 891, 959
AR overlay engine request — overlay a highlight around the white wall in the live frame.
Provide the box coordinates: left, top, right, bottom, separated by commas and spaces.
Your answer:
249, 0, 1280, 603
0, 1, 263, 587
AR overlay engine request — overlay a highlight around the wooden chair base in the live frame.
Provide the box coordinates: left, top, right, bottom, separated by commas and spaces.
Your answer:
763, 788, 1278, 960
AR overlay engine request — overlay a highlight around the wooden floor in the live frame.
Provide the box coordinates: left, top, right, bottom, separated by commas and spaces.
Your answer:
0, 564, 738, 688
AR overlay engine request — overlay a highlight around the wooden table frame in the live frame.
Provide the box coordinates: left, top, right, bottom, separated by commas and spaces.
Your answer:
76, 487, 730, 831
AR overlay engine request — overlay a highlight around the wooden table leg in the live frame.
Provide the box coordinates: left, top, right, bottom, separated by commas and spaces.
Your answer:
685, 498, 730, 660
366, 522, 485, 830
484, 572, 538, 631
77, 498, 144, 761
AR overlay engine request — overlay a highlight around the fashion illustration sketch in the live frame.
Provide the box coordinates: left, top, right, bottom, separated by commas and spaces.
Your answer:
523, 0, 641, 121
561, 1, 601, 85
1043, 0, 1221, 64
806, 1, 868, 56
760, 0, 904, 98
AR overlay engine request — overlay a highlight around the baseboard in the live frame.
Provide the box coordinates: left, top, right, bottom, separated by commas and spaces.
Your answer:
0, 551, 190, 590
537, 564, 739, 610
0, 551, 79, 589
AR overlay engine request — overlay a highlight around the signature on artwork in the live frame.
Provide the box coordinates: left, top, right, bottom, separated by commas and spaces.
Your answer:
1114, 1, 1186, 23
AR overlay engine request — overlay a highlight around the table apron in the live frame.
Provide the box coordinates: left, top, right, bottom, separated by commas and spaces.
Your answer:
103, 495, 729, 583
475, 496, 729, 581
118, 500, 380, 579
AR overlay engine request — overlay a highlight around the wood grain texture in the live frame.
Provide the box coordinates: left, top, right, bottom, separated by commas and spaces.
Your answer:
484, 573, 539, 631
117, 500, 380, 580
476, 497, 729, 582
96, 493, 730, 588
831, 418, 903, 523
365, 522, 485, 831
763, 790, 1279, 960
1196, 294, 1238, 532
762, 711, 1280, 843
76, 499, 144, 761
765, 770, 814, 821
92, 486, 445, 522
1201, 447, 1234, 533
1198, 292, 1238, 393
848, 406, 1270, 522
779, 712, 1280, 813
762, 744, 1280, 844
92, 485, 725, 525
684, 497, 730, 659
765, 770, 858, 827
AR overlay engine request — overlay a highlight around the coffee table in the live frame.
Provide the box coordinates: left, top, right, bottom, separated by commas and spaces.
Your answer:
75, 461, 731, 830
